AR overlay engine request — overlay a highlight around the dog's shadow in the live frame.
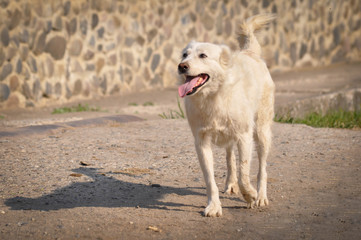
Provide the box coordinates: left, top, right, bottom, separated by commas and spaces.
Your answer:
5, 167, 205, 212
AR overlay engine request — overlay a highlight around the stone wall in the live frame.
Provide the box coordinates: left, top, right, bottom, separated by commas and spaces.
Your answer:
0, 0, 360, 108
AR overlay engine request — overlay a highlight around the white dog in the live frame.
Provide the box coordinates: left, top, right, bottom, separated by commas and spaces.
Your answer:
178, 14, 276, 217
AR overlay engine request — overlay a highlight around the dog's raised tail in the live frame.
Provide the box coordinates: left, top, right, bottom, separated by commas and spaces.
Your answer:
238, 14, 276, 56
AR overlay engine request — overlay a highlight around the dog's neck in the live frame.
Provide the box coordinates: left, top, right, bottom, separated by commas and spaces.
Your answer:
186, 90, 229, 118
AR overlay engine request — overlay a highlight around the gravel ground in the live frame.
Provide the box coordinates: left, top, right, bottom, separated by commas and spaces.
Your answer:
0, 118, 360, 239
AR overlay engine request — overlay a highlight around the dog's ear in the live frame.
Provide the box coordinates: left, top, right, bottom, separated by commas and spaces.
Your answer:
219, 45, 231, 69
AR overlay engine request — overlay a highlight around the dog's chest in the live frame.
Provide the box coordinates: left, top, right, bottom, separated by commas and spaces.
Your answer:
205, 116, 237, 146
186, 97, 242, 146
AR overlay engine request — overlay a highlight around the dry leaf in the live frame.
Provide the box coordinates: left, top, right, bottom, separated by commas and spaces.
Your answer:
69, 173, 82, 177
147, 226, 162, 232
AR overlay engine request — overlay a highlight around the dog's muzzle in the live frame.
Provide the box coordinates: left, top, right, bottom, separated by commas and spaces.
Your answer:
178, 62, 189, 74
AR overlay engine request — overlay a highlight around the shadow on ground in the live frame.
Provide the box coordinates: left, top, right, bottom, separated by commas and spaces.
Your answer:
5, 167, 204, 212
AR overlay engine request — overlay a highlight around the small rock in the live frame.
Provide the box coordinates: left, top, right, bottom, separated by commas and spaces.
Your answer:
80, 161, 91, 166
17, 222, 27, 227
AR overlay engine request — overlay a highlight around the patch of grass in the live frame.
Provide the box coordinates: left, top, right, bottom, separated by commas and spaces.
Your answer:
128, 102, 154, 107
52, 103, 103, 114
143, 101, 154, 107
0, 115, 4, 120
159, 97, 185, 119
275, 109, 361, 129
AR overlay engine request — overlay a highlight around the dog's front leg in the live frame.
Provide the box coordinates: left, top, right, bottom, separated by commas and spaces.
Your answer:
195, 135, 222, 217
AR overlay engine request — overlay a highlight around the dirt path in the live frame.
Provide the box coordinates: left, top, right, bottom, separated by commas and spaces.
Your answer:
0, 118, 360, 239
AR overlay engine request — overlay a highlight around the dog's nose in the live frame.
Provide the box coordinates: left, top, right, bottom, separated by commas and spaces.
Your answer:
178, 62, 189, 73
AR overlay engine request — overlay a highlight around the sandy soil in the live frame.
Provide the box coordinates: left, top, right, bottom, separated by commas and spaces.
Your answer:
0, 63, 360, 239
0, 118, 360, 239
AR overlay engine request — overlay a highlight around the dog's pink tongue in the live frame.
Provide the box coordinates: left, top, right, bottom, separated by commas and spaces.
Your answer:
178, 76, 200, 98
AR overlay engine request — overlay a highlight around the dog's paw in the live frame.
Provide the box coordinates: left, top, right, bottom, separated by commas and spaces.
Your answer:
224, 182, 240, 195
256, 195, 269, 207
204, 202, 222, 217
241, 189, 257, 208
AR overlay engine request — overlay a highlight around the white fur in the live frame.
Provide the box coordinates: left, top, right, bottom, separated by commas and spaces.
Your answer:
178, 14, 275, 217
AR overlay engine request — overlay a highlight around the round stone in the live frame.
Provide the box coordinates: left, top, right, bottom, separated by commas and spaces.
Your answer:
0, 84, 10, 102
44, 57, 54, 77
9, 75, 19, 91
80, 19, 87, 35
6, 94, 20, 108
73, 79, 82, 95
69, 39, 83, 56
8, 9, 22, 30
151, 54, 161, 72
33, 31, 47, 55
163, 44, 173, 58
1, 27, 9, 47
83, 50, 94, 60
53, 16, 63, 31
0, 63, 12, 81
63, 1, 71, 16
54, 82, 62, 97
22, 82, 32, 99
27, 55, 37, 73
67, 18, 77, 35
16, 59, 22, 74
0, 48, 5, 66
44, 82, 52, 98
45, 36, 67, 60
91, 13, 98, 29
32, 80, 41, 100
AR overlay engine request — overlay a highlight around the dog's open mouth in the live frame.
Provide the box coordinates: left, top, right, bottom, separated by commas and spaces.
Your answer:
178, 74, 209, 98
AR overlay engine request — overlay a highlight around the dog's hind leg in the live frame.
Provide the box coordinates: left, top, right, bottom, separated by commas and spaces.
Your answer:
237, 129, 257, 208
254, 82, 274, 207
224, 145, 240, 195
195, 134, 222, 217
254, 123, 271, 207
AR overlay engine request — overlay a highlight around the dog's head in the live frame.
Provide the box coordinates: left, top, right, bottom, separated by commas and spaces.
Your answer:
177, 41, 231, 98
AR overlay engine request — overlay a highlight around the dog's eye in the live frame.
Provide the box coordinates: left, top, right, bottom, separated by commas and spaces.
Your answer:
199, 53, 207, 58
182, 53, 188, 58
